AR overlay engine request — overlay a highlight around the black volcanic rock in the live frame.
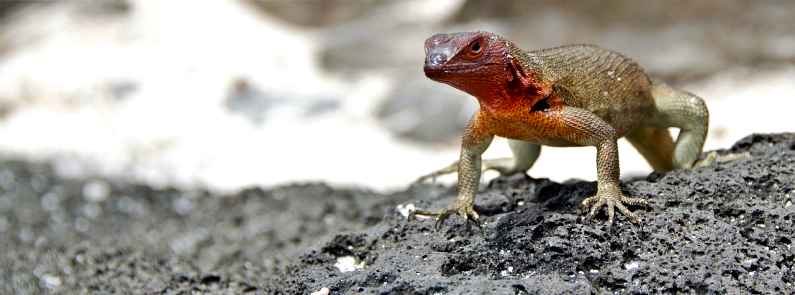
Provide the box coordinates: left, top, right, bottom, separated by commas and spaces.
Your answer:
0, 133, 793, 294
277, 133, 795, 294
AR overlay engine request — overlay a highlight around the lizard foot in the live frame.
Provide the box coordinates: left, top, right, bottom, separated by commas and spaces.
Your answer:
416, 157, 516, 183
579, 190, 648, 225
692, 151, 751, 169
411, 201, 482, 232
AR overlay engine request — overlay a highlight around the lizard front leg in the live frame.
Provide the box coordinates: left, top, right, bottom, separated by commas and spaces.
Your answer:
579, 138, 649, 224
553, 106, 649, 224
413, 113, 494, 229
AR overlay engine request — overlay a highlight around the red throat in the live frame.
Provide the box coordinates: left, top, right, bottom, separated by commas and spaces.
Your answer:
445, 58, 551, 113
423, 32, 553, 113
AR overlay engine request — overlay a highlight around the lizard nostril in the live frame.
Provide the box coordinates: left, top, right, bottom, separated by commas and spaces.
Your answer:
429, 53, 448, 66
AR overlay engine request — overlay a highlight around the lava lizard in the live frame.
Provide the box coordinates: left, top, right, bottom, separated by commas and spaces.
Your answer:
414, 31, 709, 228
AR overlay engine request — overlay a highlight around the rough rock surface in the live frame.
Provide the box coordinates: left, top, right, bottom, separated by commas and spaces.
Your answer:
1, 133, 794, 294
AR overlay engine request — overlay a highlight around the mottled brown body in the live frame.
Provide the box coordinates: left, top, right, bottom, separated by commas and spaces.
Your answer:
474, 44, 656, 147
417, 31, 709, 227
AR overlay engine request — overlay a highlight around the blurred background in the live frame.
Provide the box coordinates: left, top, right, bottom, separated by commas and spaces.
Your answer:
0, 0, 792, 192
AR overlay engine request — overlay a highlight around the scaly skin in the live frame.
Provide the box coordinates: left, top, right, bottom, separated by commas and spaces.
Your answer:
414, 31, 708, 228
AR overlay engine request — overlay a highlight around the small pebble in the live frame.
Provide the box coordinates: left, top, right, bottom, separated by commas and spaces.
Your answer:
83, 180, 110, 202
334, 256, 364, 273
625, 261, 640, 270
310, 287, 330, 295
42, 274, 62, 288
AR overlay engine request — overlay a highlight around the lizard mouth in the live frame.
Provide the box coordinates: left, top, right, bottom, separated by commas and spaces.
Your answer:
424, 62, 503, 80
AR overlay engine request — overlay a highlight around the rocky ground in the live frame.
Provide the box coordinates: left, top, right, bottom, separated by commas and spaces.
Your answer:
1, 133, 794, 294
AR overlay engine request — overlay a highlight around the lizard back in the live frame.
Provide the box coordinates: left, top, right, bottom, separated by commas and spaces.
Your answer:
519, 44, 655, 134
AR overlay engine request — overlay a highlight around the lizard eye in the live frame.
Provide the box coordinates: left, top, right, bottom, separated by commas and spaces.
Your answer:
470, 41, 481, 53
463, 39, 484, 59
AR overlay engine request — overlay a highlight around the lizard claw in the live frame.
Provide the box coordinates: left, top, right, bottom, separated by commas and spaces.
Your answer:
413, 202, 482, 233
692, 151, 751, 169
579, 190, 648, 225
433, 210, 452, 230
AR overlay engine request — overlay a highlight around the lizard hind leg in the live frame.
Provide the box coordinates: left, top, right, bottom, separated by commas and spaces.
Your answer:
649, 80, 709, 169
416, 139, 541, 182
625, 127, 675, 172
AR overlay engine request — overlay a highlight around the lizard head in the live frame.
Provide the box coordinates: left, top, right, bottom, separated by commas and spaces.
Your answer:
423, 31, 536, 103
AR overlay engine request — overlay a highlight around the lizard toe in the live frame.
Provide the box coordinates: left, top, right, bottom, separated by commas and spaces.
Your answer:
606, 201, 616, 225
581, 191, 647, 224
584, 196, 607, 220
433, 210, 453, 231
